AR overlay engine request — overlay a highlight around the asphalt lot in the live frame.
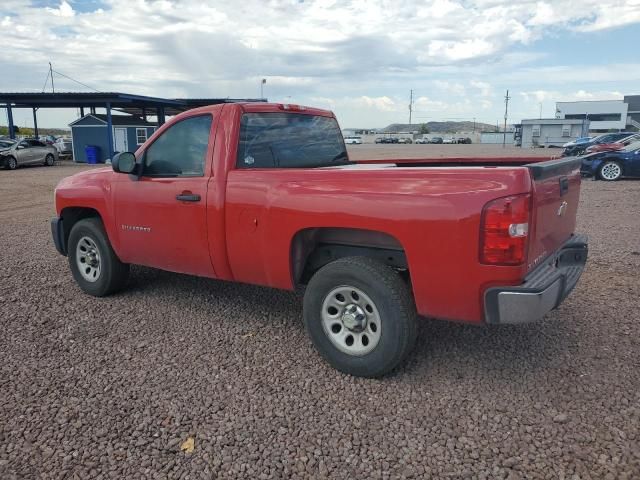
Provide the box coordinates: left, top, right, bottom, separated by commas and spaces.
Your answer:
1, 153, 639, 479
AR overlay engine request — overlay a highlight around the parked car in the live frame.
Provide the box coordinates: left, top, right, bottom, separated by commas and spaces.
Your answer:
343, 136, 362, 145
457, 137, 472, 144
39, 134, 58, 145
54, 137, 73, 156
563, 133, 636, 157
51, 102, 588, 377
374, 137, 384, 144
415, 138, 429, 144
398, 137, 413, 144
1, 138, 58, 170
442, 137, 456, 144
429, 137, 443, 144
585, 133, 640, 154
580, 141, 640, 181
379, 137, 398, 144
562, 137, 592, 148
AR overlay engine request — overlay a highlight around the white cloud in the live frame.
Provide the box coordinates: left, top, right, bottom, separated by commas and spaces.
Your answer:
0, 0, 638, 128
47, 1, 75, 18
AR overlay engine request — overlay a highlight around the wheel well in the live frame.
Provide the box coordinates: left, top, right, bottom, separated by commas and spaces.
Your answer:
291, 227, 409, 285
60, 207, 101, 252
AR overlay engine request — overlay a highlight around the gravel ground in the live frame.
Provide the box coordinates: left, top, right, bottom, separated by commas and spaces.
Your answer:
1, 159, 639, 479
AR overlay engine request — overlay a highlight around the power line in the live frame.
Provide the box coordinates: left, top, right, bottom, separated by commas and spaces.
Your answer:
52, 69, 100, 92
45, 63, 101, 92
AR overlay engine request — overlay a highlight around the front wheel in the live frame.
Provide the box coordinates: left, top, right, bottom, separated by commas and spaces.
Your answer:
44, 154, 55, 166
68, 218, 129, 296
598, 161, 623, 181
303, 257, 417, 377
4, 156, 17, 170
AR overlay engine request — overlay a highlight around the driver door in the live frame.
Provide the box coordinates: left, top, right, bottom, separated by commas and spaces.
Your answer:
113, 113, 217, 277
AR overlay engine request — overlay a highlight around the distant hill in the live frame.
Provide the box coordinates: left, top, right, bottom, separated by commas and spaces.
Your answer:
380, 121, 496, 133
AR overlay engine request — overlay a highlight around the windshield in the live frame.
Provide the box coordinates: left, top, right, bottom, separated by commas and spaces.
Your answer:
237, 112, 348, 168
0, 140, 16, 148
622, 141, 640, 152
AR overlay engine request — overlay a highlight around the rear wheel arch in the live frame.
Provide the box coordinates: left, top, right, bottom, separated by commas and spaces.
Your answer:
290, 227, 411, 285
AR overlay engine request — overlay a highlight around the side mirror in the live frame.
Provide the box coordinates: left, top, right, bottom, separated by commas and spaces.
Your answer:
17, 145, 25, 150
112, 152, 137, 174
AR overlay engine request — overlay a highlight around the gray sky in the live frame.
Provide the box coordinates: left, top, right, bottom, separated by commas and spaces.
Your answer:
2, 0, 639, 129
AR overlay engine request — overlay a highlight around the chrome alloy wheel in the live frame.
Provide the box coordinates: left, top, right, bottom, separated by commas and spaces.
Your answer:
321, 285, 381, 356
75, 236, 101, 282
600, 162, 622, 181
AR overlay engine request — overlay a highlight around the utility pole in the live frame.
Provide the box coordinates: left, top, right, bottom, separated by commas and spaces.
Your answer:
49, 62, 55, 93
539, 102, 542, 119
409, 89, 413, 126
473, 117, 476, 133
502, 89, 510, 148
260, 78, 266, 99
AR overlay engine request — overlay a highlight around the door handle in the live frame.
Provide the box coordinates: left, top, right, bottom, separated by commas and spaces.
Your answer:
176, 193, 201, 202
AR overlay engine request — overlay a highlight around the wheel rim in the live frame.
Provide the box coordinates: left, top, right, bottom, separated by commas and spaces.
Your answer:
9, 158, 16, 169
601, 162, 621, 180
75, 236, 101, 282
46, 155, 54, 165
321, 285, 381, 356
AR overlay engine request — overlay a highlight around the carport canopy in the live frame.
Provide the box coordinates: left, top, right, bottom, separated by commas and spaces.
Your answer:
1, 92, 264, 158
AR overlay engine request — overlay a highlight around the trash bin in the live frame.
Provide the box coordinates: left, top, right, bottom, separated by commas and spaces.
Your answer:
85, 145, 100, 164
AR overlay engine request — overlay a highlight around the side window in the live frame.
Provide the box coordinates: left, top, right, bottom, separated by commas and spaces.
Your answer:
19, 141, 30, 148
143, 115, 212, 177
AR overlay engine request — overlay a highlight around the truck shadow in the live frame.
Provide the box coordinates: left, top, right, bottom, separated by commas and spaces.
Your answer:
126, 266, 582, 382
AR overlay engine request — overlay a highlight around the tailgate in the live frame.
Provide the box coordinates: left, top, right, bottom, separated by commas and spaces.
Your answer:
526, 157, 582, 272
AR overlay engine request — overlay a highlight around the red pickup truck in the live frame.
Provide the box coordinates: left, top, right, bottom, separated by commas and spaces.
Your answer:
52, 102, 588, 377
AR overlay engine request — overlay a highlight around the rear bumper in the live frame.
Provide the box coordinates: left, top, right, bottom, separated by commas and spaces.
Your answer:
484, 234, 588, 324
51, 216, 67, 256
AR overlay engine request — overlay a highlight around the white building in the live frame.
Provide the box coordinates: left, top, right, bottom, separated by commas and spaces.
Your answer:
519, 119, 585, 148
555, 100, 629, 132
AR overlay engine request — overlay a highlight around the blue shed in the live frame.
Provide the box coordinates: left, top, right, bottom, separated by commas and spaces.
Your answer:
69, 114, 157, 163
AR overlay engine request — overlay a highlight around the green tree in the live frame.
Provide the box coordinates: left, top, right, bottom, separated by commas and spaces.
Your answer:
419, 123, 429, 134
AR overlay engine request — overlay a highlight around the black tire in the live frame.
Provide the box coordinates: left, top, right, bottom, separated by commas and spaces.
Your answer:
44, 154, 55, 166
598, 160, 623, 181
5, 156, 17, 170
68, 218, 129, 296
303, 257, 417, 377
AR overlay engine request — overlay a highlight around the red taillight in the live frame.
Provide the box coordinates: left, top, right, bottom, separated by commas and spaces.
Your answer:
480, 194, 531, 265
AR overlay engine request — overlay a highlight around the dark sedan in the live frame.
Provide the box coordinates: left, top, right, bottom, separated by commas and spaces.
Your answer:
564, 132, 635, 157
580, 141, 640, 181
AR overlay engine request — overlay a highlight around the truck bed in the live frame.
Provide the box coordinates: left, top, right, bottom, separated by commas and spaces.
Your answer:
354, 156, 553, 167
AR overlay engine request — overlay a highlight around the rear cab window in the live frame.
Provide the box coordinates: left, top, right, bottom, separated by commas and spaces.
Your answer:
236, 112, 349, 169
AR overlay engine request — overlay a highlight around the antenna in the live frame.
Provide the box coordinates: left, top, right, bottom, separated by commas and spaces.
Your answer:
49, 62, 55, 93
502, 89, 510, 148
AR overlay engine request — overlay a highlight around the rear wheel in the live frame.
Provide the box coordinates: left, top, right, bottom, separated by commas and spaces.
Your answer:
44, 154, 55, 166
303, 257, 417, 377
68, 218, 129, 296
599, 161, 623, 181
